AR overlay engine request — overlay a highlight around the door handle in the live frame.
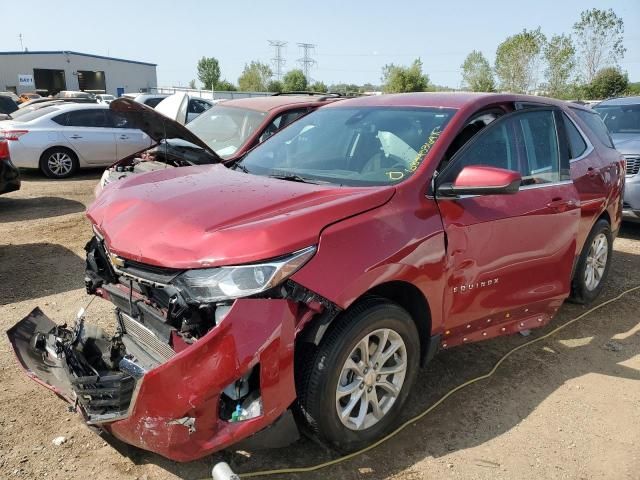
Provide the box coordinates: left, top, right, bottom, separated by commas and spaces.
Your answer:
547, 198, 577, 212
69, 135, 82, 139
119, 135, 129, 140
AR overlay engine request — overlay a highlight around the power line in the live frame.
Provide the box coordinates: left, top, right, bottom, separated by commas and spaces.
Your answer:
297, 43, 317, 82
268, 40, 287, 81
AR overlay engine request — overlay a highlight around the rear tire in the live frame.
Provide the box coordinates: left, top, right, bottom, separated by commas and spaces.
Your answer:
39, 148, 79, 179
296, 298, 419, 452
570, 218, 613, 304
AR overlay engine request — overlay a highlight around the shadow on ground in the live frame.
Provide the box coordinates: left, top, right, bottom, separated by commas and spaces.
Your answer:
106, 247, 640, 480
0, 243, 85, 304
619, 221, 640, 241
17, 168, 105, 182
0, 196, 85, 223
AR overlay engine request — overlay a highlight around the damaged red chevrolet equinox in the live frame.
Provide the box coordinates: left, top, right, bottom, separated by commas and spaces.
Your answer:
9, 93, 624, 461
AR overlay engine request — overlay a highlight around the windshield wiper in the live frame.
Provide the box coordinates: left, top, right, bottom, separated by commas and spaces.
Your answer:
231, 162, 250, 173
268, 173, 329, 185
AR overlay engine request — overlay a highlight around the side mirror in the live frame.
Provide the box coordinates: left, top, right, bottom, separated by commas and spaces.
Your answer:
438, 165, 521, 197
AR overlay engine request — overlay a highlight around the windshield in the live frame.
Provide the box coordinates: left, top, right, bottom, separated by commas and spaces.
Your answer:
237, 106, 455, 186
594, 104, 640, 134
187, 105, 266, 158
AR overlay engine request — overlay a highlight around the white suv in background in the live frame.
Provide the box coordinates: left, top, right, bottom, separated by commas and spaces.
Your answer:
0, 103, 152, 178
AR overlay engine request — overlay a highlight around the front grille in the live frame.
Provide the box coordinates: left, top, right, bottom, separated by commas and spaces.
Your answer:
120, 312, 176, 361
625, 155, 640, 176
71, 372, 135, 417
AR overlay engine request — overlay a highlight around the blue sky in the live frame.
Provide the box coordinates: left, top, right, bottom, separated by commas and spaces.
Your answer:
1, 0, 638, 88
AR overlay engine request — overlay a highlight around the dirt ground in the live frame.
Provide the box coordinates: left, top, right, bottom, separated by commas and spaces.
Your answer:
1, 170, 639, 480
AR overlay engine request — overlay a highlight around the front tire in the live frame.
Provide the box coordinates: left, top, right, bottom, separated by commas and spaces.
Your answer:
40, 148, 79, 179
570, 218, 613, 304
296, 298, 419, 452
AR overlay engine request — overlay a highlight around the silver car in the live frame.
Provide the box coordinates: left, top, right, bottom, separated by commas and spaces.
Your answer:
0, 103, 151, 178
594, 96, 640, 221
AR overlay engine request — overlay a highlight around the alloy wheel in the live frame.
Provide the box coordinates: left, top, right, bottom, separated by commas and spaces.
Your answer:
584, 232, 608, 291
47, 152, 73, 177
335, 328, 407, 431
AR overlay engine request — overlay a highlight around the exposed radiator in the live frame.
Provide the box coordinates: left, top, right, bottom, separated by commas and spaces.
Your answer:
120, 312, 176, 361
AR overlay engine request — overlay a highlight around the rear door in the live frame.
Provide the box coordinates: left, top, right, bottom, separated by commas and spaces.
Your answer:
61, 109, 116, 164
436, 108, 580, 341
108, 111, 152, 159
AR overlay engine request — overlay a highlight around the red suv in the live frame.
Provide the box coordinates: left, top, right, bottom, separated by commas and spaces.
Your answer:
8, 93, 624, 461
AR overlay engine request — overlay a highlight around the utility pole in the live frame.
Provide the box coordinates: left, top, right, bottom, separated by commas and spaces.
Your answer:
18, 33, 24, 51
268, 40, 287, 81
297, 43, 317, 83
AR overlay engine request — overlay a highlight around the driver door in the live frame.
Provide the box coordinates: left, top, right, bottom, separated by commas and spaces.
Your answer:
435, 108, 580, 342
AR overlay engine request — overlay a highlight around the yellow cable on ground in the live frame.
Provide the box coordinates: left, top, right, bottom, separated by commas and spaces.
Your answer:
239, 285, 640, 479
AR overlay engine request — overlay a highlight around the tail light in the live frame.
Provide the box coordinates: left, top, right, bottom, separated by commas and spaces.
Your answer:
0, 139, 9, 160
1, 130, 28, 141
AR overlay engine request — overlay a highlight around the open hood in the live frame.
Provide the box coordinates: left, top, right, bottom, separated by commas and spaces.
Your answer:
154, 91, 189, 124
109, 97, 221, 161
88, 164, 395, 269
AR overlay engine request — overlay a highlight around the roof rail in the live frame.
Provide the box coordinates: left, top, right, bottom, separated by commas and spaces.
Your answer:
272, 91, 344, 97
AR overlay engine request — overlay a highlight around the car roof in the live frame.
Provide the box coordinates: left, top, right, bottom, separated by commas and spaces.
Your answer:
321, 92, 577, 110
43, 103, 109, 112
595, 96, 640, 106
221, 95, 341, 112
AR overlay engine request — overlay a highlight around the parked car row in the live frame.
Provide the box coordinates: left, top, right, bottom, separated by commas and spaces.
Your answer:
8, 91, 627, 463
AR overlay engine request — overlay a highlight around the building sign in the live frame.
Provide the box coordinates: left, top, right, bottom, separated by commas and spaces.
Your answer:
18, 74, 34, 86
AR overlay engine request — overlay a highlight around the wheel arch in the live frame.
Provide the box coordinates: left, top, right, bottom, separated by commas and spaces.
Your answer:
365, 281, 436, 366
299, 280, 437, 367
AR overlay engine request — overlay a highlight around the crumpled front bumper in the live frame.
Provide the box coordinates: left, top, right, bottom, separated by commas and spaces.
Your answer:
7, 298, 299, 462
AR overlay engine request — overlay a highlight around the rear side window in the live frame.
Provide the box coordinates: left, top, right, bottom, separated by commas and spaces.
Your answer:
562, 113, 588, 159
144, 97, 164, 108
65, 109, 110, 127
572, 108, 614, 148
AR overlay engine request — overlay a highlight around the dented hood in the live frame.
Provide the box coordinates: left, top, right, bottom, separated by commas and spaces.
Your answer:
109, 97, 222, 161
87, 165, 395, 269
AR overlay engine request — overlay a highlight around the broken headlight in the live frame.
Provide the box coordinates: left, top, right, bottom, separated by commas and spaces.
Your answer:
171, 246, 316, 302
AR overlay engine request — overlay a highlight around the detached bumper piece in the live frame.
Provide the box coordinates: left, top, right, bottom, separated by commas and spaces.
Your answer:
72, 373, 135, 418
7, 307, 137, 422
8, 299, 301, 461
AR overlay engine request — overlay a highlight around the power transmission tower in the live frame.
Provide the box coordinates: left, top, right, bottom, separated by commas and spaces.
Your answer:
297, 43, 317, 82
268, 40, 287, 81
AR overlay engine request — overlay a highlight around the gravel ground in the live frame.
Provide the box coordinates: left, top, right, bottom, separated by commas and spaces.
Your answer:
1, 170, 639, 480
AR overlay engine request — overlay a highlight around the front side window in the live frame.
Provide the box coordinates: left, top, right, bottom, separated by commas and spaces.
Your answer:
187, 105, 267, 158
238, 107, 456, 186
439, 109, 561, 187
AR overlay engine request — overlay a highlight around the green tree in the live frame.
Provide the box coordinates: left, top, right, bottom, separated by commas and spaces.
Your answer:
267, 80, 283, 93
495, 28, 546, 93
215, 80, 236, 91
282, 69, 308, 91
329, 83, 361, 94
309, 81, 328, 93
238, 61, 272, 92
188, 79, 197, 89
382, 58, 430, 93
461, 50, 495, 92
544, 34, 576, 98
585, 67, 628, 99
197, 57, 221, 90
573, 8, 626, 83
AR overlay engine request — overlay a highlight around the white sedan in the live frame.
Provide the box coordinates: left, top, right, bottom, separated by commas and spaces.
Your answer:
0, 103, 152, 178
